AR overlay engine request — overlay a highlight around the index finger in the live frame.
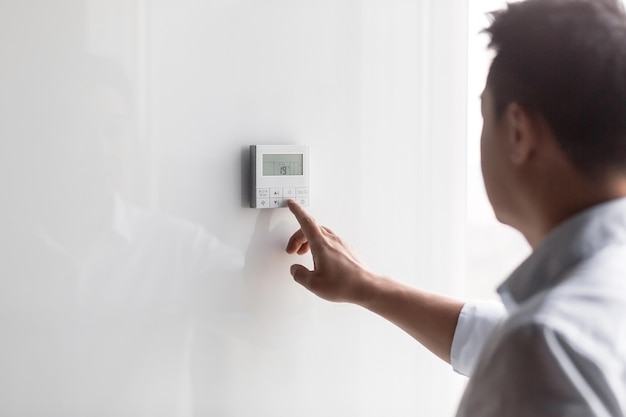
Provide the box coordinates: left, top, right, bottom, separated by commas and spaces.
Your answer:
287, 199, 325, 251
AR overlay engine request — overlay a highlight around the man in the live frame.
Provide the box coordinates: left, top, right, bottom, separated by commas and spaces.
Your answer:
285, 0, 626, 415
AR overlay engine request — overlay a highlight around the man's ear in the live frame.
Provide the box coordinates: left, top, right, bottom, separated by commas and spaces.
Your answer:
504, 102, 537, 165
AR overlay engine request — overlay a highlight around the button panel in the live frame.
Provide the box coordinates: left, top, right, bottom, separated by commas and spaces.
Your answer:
250, 144, 309, 209
254, 188, 308, 208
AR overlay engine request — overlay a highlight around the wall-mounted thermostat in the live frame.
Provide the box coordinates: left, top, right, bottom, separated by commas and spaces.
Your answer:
250, 145, 309, 208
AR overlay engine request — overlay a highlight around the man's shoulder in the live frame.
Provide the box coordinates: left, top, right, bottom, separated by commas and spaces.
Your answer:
503, 265, 626, 359
460, 287, 626, 417
482, 268, 626, 414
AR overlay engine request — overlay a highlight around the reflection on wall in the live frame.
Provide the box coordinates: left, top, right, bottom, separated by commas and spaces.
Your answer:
1, 4, 247, 415
0, 1, 353, 415
0, 0, 467, 416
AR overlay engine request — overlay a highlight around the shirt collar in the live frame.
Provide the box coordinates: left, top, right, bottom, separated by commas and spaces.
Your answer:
497, 197, 626, 311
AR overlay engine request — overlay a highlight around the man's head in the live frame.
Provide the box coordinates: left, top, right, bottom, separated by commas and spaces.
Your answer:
485, 0, 626, 178
480, 0, 626, 244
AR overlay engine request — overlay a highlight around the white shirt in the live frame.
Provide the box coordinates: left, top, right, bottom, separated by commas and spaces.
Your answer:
451, 197, 626, 417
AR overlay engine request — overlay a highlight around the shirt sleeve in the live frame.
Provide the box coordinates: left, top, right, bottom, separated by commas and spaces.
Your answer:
450, 299, 507, 377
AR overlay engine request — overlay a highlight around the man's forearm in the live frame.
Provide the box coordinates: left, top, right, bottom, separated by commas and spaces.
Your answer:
359, 275, 464, 364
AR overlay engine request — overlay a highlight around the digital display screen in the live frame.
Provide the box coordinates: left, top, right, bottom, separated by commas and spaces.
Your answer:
263, 153, 304, 176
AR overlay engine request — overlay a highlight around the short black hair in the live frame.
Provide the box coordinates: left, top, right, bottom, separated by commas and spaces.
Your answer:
484, 0, 626, 178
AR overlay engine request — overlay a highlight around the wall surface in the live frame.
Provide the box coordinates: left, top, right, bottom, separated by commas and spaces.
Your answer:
0, 0, 468, 415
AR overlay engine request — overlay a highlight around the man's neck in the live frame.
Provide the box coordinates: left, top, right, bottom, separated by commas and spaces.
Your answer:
523, 176, 626, 248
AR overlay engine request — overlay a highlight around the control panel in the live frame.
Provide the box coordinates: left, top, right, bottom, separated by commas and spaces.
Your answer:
250, 145, 309, 208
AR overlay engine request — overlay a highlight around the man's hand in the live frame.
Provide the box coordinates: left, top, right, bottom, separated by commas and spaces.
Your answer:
285, 199, 465, 364
285, 199, 375, 304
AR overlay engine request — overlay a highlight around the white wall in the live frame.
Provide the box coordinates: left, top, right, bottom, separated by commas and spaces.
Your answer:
0, 1, 467, 415
465, 0, 532, 302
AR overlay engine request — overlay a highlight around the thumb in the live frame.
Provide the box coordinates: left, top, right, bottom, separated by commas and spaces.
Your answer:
290, 264, 313, 288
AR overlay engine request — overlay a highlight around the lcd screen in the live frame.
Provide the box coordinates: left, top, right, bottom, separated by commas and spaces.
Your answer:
262, 154, 304, 176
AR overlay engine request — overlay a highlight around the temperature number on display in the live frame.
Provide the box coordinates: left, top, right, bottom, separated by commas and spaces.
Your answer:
262, 154, 303, 176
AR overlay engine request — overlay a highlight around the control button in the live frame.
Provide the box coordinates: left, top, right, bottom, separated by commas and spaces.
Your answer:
256, 188, 269, 198
270, 188, 283, 198
270, 198, 283, 208
256, 198, 269, 208
296, 188, 308, 196
283, 188, 296, 198
297, 197, 309, 206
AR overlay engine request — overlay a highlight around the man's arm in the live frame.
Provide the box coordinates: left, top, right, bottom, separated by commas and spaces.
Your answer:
285, 200, 464, 364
